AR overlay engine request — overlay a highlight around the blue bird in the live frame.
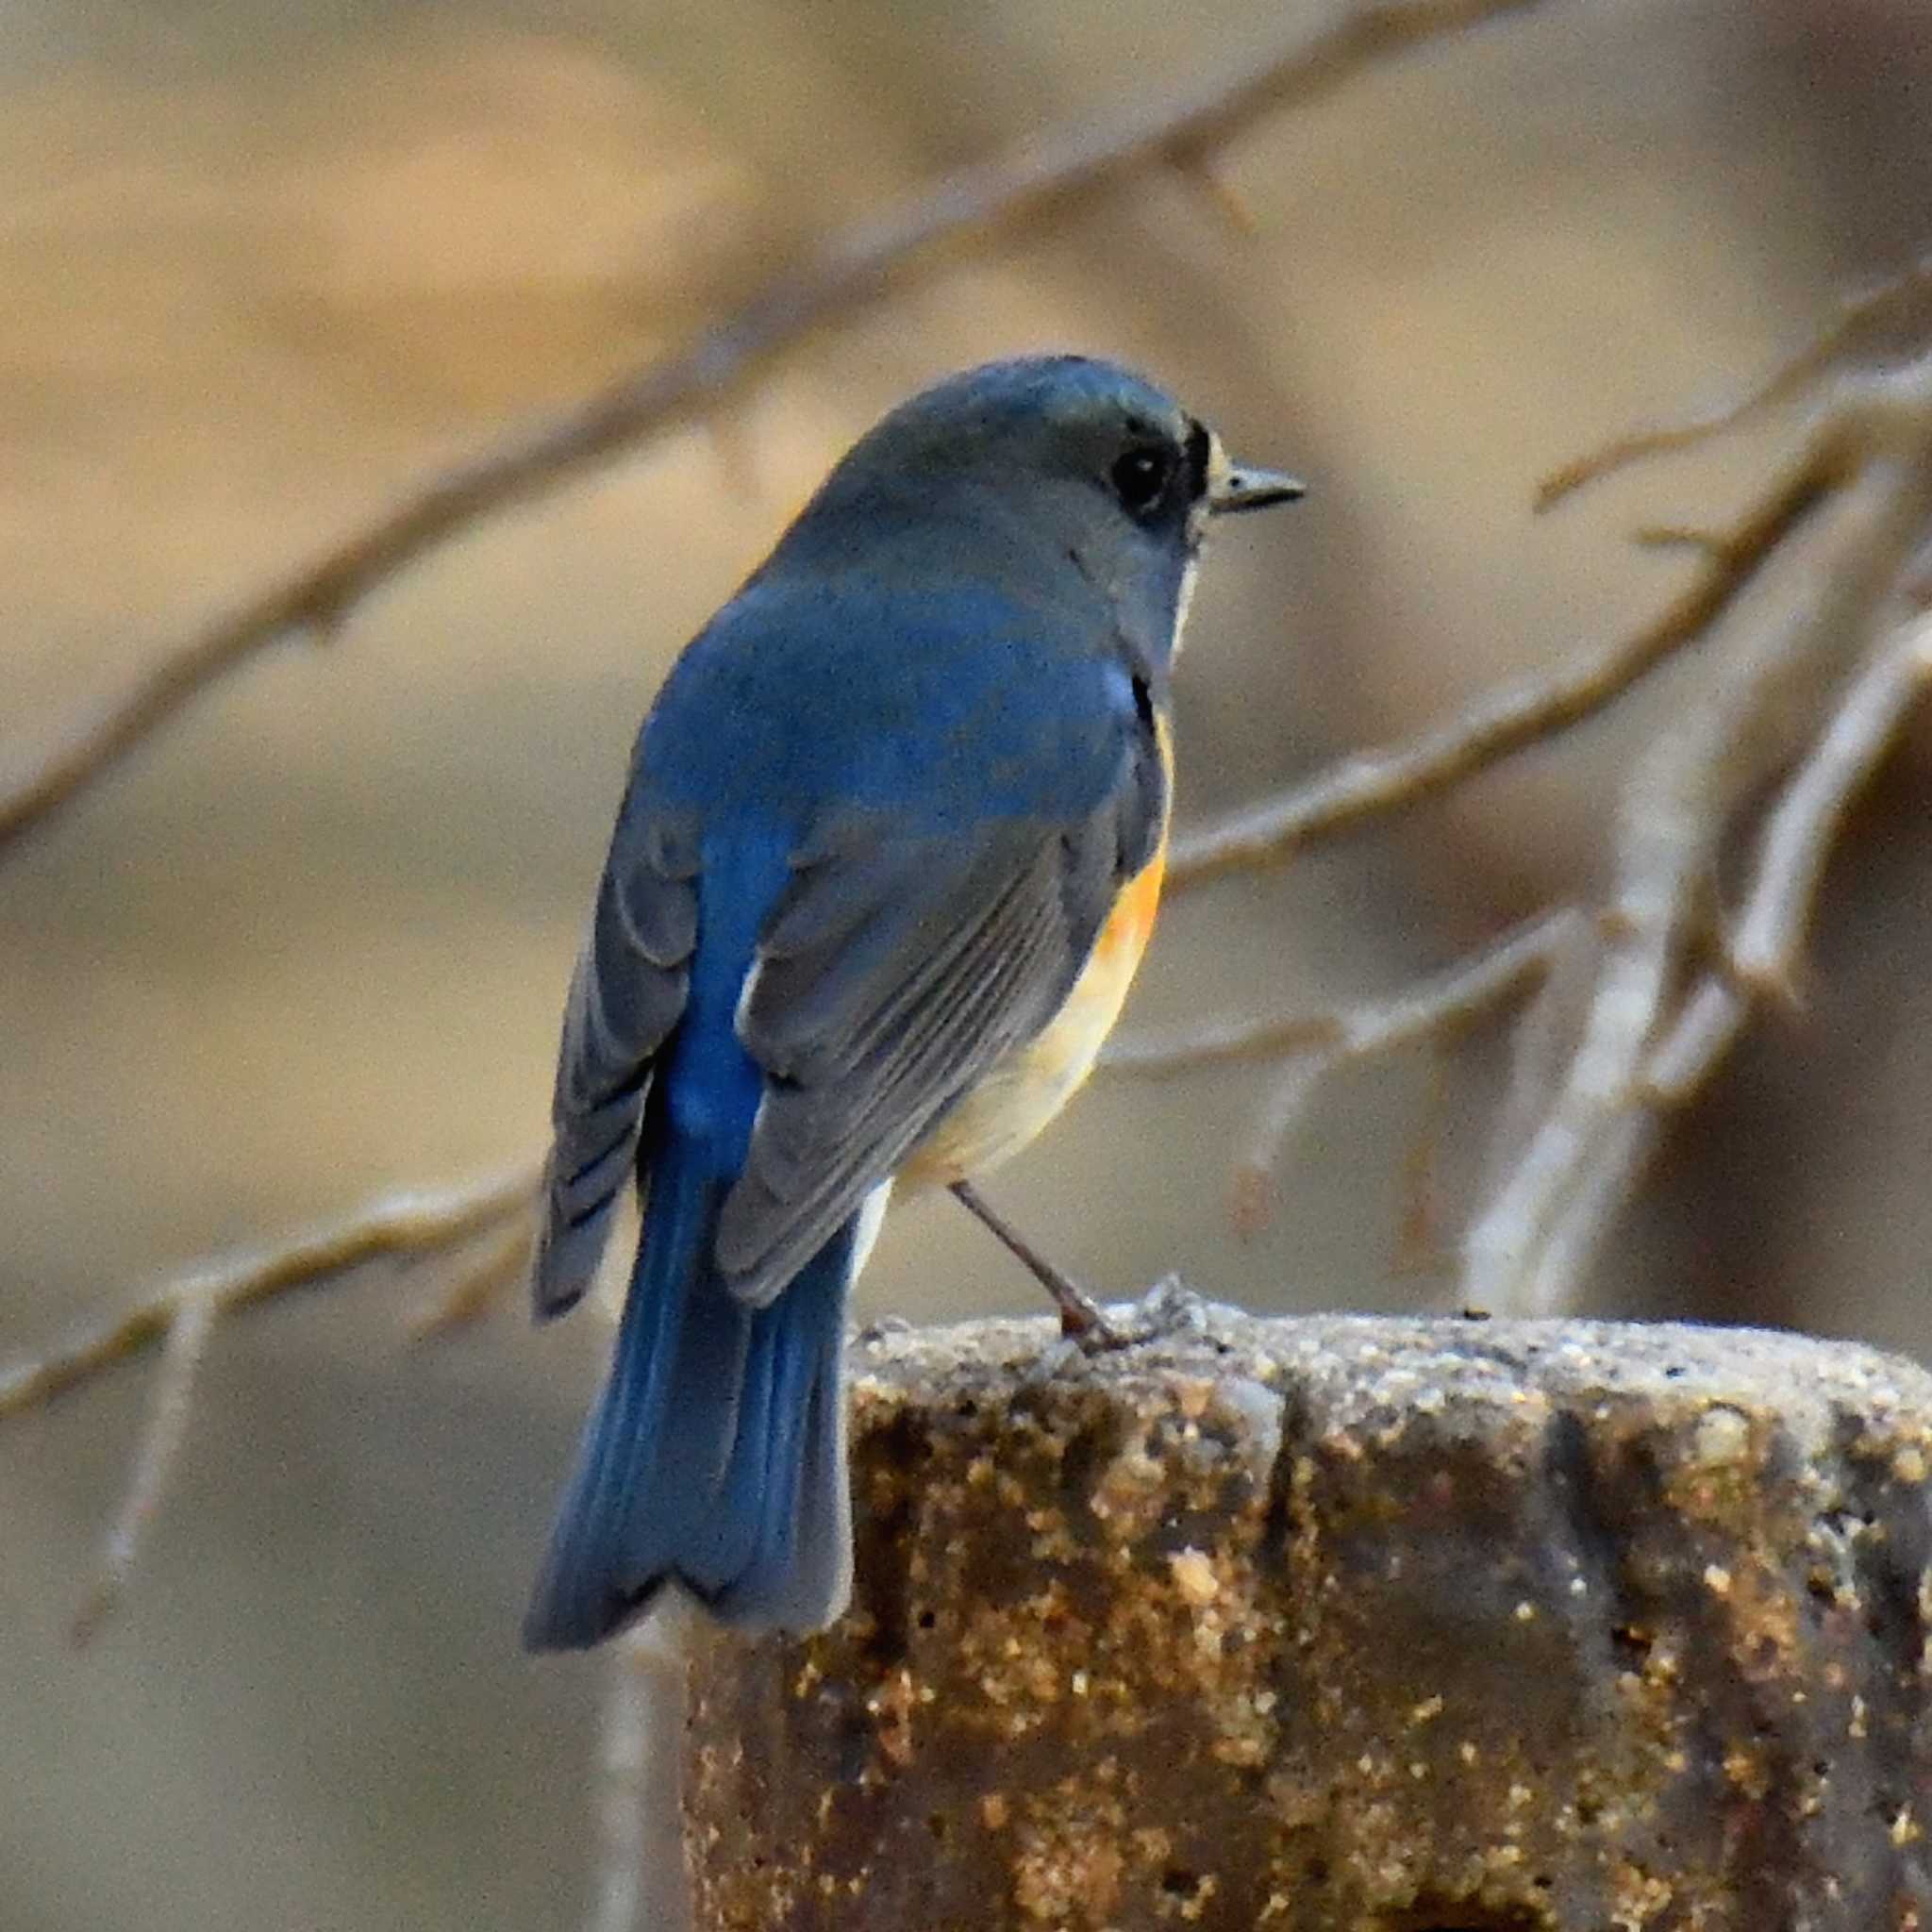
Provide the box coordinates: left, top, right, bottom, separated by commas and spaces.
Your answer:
523, 355, 1301, 1650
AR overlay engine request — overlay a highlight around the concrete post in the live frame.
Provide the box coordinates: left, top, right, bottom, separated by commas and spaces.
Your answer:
682, 1298, 1932, 1930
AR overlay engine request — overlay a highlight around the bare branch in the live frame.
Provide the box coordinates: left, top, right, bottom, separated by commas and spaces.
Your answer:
1107, 907, 1574, 1074
1518, 1108, 1649, 1316
1465, 383, 1932, 1313
1637, 974, 1747, 1108
0, 1164, 540, 1419
0, 0, 1550, 858
1108, 909, 1579, 1241
1232, 1060, 1326, 1240
1166, 439, 1844, 892
1538, 253, 1932, 510
1476, 907, 1602, 1211
1161, 148, 1262, 238
592, 1616, 695, 1932
1727, 606, 1932, 997
405, 1216, 539, 1341
69, 1284, 218, 1648
591, 1641, 653, 1932
1621, 608, 1932, 1113
1236, 912, 1581, 1235
1391, 1045, 1457, 1276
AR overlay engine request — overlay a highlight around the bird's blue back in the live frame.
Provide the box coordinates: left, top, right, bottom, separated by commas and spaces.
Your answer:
639, 576, 1136, 834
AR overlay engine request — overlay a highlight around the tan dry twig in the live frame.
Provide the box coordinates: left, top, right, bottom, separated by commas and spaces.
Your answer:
1107, 908, 1580, 1237
69, 1283, 219, 1648
0, 0, 1549, 858
405, 1215, 540, 1341
5, 1163, 541, 1640
1537, 253, 1932, 510
1466, 380, 1932, 1312
0, 1164, 539, 1419
1165, 444, 1844, 892
1106, 907, 1574, 1075
0, 1162, 539, 1640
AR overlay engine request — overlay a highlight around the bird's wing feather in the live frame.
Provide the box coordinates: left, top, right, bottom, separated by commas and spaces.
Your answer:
531, 802, 701, 1318
716, 711, 1160, 1307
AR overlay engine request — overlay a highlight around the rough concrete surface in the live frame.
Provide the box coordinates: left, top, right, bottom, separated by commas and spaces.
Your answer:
682, 1296, 1932, 1930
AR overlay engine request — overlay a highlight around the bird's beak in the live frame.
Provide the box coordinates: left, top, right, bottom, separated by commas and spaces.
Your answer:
1209, 462, 1307, 514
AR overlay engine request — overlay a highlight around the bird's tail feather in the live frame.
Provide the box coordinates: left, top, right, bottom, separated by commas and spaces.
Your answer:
523, 1130, 855, 1652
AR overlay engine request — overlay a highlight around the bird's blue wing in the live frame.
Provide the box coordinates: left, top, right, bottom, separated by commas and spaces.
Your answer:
687, 591, 1169, 1306
529, 796, 700, 1320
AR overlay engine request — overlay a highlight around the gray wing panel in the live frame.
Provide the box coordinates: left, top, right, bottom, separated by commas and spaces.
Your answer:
531, 808, 700, 1319
715, 786, 1136, 1308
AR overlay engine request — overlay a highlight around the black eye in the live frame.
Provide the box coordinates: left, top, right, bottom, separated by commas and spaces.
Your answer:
1109, 444, 1174, 516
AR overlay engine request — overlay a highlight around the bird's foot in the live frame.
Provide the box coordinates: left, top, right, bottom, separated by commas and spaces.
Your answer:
947, 1179, 1128, 1351
1125, 1274, 1211, 1342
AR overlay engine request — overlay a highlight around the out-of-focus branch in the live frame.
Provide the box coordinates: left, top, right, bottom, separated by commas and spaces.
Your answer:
405, 1215, 539, 1340
1233, 912, 1590, 1244
1108, 909, 1584, 1238
1537, 252, 1932, 510
594, 1626, 692, 1932
1107, 907, 1574, 1075
1621, 612, 1932, 1117
1466, 378, 1932, 1312
1, 1162, 541, 1641
593, 1641, 654, 1932
1165, 444, 1844, 892
0, 1165, 540, 1419
1133, 332, 1932, 1307
69, 1283, 217, 1648
0, 0, 1549, 859
1727, 607, 1932, 997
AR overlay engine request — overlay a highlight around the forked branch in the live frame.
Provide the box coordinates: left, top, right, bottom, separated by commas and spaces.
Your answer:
0, 0, 1550, 859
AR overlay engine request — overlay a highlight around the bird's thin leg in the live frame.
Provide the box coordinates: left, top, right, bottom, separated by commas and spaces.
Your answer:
948, 1180, 1123, 1346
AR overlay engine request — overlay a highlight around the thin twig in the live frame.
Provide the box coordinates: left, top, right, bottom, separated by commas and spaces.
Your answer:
0, 0, 1549, 858
1391, 1043, 1456, 1275
591, 1640, 653, 1932
1232, 1060, 1326, 1240
1166, 441, 1844, 891
1516, 617, 1932, 1308
1465, 391, 1932, 1312
0, 1164, 540, 1418
1538, 253, 1932, 510
1727, 606, 1932, 997
1232, 913, 1577, 1238
1108, 908, 1609, 1076
70, 1283, 218, 1647
405, 1216, 540, 1341
1637, 974, 1747, 1108
1474, 906, 1599, 1219
1107, 910, 1574, 1241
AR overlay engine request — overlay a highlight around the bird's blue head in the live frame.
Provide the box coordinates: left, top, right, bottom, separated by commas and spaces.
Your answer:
762, 355, 1302, 675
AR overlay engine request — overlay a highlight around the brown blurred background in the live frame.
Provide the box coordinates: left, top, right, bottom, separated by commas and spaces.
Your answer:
5, 1, 1931, 1926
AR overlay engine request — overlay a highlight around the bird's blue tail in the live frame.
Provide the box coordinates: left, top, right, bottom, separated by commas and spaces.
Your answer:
523, 1122, 856, 1651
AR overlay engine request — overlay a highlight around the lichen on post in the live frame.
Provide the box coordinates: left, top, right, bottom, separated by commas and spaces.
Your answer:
681, 1298, 1932, 1930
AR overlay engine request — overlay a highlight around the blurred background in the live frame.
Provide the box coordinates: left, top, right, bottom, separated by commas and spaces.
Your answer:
5, 0, 1931, 1925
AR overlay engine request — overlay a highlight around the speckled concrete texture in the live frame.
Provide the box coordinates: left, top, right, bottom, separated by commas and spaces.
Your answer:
682, 1296, 1932, 1930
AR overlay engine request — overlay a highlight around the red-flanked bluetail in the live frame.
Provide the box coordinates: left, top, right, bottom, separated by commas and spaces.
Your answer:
524, 357, 1301, 1650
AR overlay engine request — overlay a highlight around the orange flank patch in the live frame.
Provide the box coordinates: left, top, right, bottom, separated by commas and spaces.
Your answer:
900, 841, 1169, 1189
1092, 846, 1166, 962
